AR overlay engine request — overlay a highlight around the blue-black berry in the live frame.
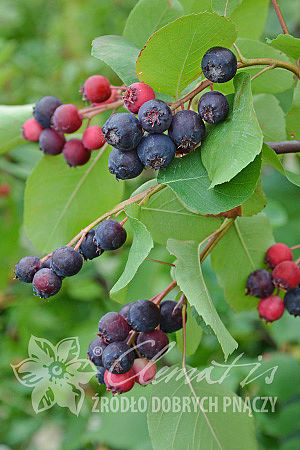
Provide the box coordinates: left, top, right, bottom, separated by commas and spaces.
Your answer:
108, 147, 144, 180
168, 110, 205, 153
15, 256, 41, 283
79, 230, 103, 261
201, 47, 237, 83
96, 366, 106, 385
32, 268, 62, 298
284, 288, 300, 316
127, 299, 160, 332
246, 269, 274, 298
98, 312, 131, 343
87, 337, 108, 366
94, 219, 127, 251
120, 303, 132, 321
160, 300, 185, 333
102, 113, 143, 152
137, 134, 175, 170
33, 96, 62, 128
198, 91, 229, 124
50, 246, 83, 277
138, 99, 172, 133
102, 341, 135, 374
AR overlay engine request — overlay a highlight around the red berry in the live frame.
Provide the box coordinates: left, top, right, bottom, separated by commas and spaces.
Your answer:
52, 104, 82, 133
132, 358, 157, 385
272, 261, 300, 290
82, 75, 111, 103
265, 243, 293, 269
0, 183, 11, 197
257, 296, 285, 322
104, 369, 135, 394
39, 128, 66, 155
22, 118, 43, 142
82, 126, 105, 150
123, 82, 155, 114
63, 139, 91, 167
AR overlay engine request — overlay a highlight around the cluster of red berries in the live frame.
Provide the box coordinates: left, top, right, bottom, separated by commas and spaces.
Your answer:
246, 243, 300, 322
87, 298, 185, 394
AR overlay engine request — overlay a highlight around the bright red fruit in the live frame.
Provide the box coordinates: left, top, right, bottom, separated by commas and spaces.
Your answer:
123, 82, 155, 114
22, 118, 43, 142
104, 369, 135, 394
82, 75, 111, 103
132, 358, 157, 385
82, 126, 105, 150
258, 296, 285, 322
272, 261, 300, 290
265, 243, 293, 269
52, 104, 82, 133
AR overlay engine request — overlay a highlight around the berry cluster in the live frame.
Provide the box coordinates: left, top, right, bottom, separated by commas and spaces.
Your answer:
87, 299, 185, 394
246, 243, 300, 322
14, 219, 126, 298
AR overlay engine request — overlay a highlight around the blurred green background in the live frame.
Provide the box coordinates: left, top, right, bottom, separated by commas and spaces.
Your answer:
0, 1, 300, 449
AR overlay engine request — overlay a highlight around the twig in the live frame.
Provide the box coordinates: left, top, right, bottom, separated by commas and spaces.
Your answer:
271, 0, 289, 34
267, 140, 300, 154
251, 64, 276, 81
291, 244, 300, 250
224, 0, 230, 17
152, 280, 177, 305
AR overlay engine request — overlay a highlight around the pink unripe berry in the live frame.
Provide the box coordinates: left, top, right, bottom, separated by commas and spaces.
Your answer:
82, 75, 111, 103
52, 104, 82, 133
39, 128, 66, 155
63, 139, 91, 167
132, 358, 157, 385
104, 369, 135, 394
258, 295, 285, 322
22, 118, 43, 142
82, 126, 106, 150
265, 243, 293, 269
123, 82, 155, 114
272, 261, 300, 290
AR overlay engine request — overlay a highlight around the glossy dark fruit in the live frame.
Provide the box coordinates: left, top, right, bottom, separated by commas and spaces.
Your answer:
32, 268, 62, 298
108, 147, 144, 180
198, 91, 229, 124
50, 246, 83, 277
137, 329, 169, 360
98, 312, 131, 343
168, 110, 205, 153
82, 75, 111, 103
22, 118, 43, 142
257, 296, 285, 322
39, 128, 66, 155
94, 219, 127, 251
119, 303, 132, 321
52, 104, 82, 133
127, 299, 160, 332
33, 96, 62, 128
201, 47, 237, 83
284, 288, 300, 316
102, 341, 135, 374
160, 300, 185, 333
123, 82, 155, 114
265, 243, 293, 269
82, 126, 106, 150
246, 269, 274, 298
96, 366, 106, 385
15, 256, 41, 283
63, 139, 91, 167
102, 113, 143, 152
104, 368, 135, 393
272, 261, 300, 290
137, 133, 175, 170
79, 230, 103, 261
138, 99, 172, 133
87, 337, 108, 366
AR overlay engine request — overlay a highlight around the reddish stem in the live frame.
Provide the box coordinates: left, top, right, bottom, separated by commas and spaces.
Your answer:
290, 244, 300, 250
146, 258, 175, 267
271, 0, 289, 34
152, 280, 177, 305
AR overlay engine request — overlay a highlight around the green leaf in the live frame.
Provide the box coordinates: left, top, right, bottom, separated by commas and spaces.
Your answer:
212, 0, 243, 16
0, 104, 33, 154
211, 213, 275, 312
24, 150, 123, 253
262, 144, 300, 187
269, 34, 300, 61
158, 149, 261, 214
253, 94, 286, 141
148, 367, 258, 450
201, 73, 263, 187
230, 0, 270, 40
176, 303, 202, 356
167, 239, 238, 359
110, 214, 154, 301
123, 0, 184, 48
241, 182, 267, 217
92, 35, 139, 85
136, 13, 237, 98
129, 185, 222, 245
286, 81, 300, 140
180, 0, 212, 13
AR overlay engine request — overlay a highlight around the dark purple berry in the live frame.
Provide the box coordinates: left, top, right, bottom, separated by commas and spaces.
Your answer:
40, 259, 51, 269
127, 299, 160, 332
137, 329, 169, 360
102, 113, 143, 152
50, 246, 83, 277
33, 96, 62, 128
198, 91, 229, 124
52, 104, 82, 134
102, 341, 135, 374
120, 303, 132, 321
284, 288, 300, 316
15, 256, 41, 283
201, 47, 237, 83
98, 312, 131, 343
79, 230, 103, 261
160, 300, 185, 333
168, 110, 205, 153
32, 268, 62, 298
87, 337, 108, 366
137, 133, 175, 169
246, 269, 274, 298
63, 139, 91, 167
138, 99, 172, 133
94, 219, 127, 251
96, 366, 106, 385
39, 128, 66, 155
108, 147, 144, 180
